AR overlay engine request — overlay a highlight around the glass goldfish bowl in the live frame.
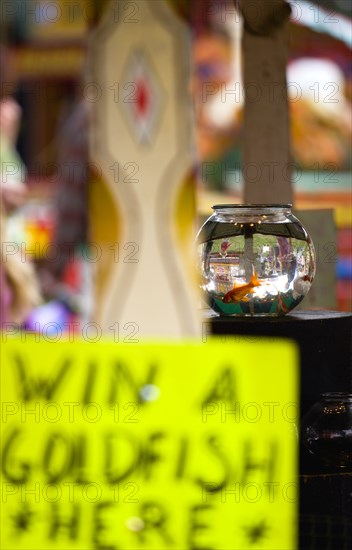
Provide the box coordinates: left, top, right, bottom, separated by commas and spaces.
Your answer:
196, 204, 316, 317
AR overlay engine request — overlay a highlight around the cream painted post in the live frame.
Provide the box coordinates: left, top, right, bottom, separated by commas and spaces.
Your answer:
89, 0, 200, 338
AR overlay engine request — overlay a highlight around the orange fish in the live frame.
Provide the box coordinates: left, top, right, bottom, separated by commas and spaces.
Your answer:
222, 272, 261, 304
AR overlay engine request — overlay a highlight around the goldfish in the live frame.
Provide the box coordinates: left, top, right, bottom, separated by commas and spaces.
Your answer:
222, 272, 261, 304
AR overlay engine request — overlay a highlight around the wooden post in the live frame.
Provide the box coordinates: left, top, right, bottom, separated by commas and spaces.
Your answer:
238, 0, 293, 204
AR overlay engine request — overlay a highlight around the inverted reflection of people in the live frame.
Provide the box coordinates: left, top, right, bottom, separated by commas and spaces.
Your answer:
0, 92, 41, 327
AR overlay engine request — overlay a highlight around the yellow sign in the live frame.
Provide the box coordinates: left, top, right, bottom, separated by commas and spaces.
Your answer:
1, 339, 298, 549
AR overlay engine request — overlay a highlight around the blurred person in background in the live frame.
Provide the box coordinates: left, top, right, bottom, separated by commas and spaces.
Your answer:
0, 46, 41, 328
0, 96, 27, 234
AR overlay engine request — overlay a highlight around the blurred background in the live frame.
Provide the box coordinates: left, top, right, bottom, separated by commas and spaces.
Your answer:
0, 0, 351, 330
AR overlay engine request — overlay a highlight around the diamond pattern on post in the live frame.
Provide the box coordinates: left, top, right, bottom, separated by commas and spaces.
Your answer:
121, 50, 163, 145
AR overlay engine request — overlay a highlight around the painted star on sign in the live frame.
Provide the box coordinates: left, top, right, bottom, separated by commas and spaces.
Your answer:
243, 519, 270, 545
11, 504, 34, 534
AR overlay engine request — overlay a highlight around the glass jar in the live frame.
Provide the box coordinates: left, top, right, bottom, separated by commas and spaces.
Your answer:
196, 204, 315, 316
301, 393, 352, 469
